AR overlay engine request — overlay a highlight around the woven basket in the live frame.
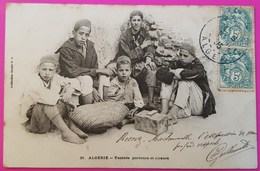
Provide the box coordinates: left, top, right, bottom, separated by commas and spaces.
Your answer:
69, 102, 129, 132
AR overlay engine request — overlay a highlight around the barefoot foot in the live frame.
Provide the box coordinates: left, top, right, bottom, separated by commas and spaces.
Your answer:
167, 125, 174, 134
171, 115, 178, 124
62, 131, 87, 144
116, 122, 123, 129
69, 125, 88, 139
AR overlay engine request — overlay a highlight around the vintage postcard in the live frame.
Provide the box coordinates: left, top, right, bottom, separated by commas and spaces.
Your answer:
4, 3, 257, 169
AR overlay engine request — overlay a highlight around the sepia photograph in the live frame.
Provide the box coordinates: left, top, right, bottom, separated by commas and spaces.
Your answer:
4, 3, 257, 169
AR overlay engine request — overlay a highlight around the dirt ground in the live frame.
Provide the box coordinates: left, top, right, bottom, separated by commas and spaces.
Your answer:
3, 92, 258, 169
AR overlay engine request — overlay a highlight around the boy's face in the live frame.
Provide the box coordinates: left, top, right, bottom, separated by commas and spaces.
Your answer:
39, 63, 56, 82
117, 63, 131, 83
179, 49, 194, 65
73, 26, 91, 47
130, 15, 142, 33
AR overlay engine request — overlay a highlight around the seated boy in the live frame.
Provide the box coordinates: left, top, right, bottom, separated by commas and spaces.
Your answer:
157, 43, 216, 125
56, 19, 113, 104
107, 56, 144, 128
107, 10, 157, 109
20, 55, 88, 144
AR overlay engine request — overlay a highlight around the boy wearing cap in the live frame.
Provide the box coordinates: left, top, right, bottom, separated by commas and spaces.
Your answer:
107, 56, 144, 128
112, 10, 157, 109
20, 55, 88, 144
56, 19, 112, 104
158, 43, 216, 124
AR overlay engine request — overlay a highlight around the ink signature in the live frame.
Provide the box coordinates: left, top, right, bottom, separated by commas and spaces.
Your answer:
206, 139, 255, 166
115, 132, 142, 148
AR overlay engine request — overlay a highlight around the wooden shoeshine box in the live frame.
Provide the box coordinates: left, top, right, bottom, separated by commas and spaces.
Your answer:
135, 110, 168, 135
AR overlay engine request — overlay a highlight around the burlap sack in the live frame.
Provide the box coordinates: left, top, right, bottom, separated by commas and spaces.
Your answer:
69, 102, 129, 132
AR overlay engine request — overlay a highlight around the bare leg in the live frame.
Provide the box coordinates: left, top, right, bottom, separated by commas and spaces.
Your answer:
147, 86, 155, 108
176, 110, 189, 119
102, 86, 109, 101
168, 104, 181, 124
161, 99, 169, 114
165, 104, 180, 134
69, 119, 88, 139
51, 115, 86, 144
148, 86, 154, 103
116, 118, 134, 129
81, 92, 93, 105
98, 74, 111, 101
123, 118, 135, 125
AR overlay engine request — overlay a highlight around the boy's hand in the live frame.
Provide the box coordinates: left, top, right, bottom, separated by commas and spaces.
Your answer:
145, 57, 156, 71
60, 87, 74, 103
141, 38, 152, 49
170, 68, 184, 79
96, 68, 113, 76
126, 107, 139, 119
169, 69, 176, 75
93, 88, 104, 102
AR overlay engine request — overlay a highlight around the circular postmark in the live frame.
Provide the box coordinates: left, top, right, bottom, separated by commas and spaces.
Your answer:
199, 13, 250, 64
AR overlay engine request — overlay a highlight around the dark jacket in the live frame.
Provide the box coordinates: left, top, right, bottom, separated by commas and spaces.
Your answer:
156, 67, 175, 85
157, 58, 216, 117
156, 60, 182, 84
56, 38, 98, 78
114, 28, 156, 65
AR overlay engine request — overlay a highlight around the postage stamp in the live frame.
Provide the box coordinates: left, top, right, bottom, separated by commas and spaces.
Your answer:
219, 49, 254, 90
199, 6, 254, 91
219, 7, 253, 47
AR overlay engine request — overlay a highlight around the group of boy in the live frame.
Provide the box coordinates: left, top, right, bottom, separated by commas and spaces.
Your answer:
20, 10, 216, 144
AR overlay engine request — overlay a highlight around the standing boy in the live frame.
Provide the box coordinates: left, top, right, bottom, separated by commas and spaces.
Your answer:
56, 19, 112, 104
